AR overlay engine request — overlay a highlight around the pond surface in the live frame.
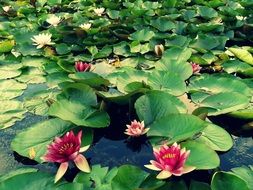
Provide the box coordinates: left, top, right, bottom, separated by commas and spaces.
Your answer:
0, 85, 252, 182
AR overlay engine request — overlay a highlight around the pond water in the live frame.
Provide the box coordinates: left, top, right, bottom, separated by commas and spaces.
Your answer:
0, 85, 252, 183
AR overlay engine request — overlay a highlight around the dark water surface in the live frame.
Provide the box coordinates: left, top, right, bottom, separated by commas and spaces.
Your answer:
0, 85, 252, 183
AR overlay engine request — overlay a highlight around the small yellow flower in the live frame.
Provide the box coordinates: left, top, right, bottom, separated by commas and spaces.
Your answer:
31, 33, 55, 49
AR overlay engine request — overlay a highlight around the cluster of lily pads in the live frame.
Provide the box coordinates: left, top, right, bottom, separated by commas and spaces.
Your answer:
0, 0, 253, 189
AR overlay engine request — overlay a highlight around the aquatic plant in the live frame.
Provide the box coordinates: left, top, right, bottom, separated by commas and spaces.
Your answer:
42, 130, 90, 183
145, 143, 195, 179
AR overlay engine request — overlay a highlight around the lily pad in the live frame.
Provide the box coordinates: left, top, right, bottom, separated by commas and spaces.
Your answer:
0, 100, 26, 129
211, 172, 249, 190
135, 91, 186, 125
148, 114, 207, 145
148, 71, 186, 96
0, 80, 27, 100
182, 141, 220, 170
195, 123, 233, 151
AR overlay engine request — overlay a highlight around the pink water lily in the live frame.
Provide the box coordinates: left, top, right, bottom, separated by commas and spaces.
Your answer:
145, 143, 195, 179
42, 130, 90, 183
124, 120, 149, 137
75, 61, 91, 72
191, 63, 202, 74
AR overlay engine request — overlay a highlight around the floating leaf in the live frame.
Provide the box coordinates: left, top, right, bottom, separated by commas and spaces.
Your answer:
0, 80, 27, 100
129, 28, 155, 42
135, 91, 186, 125
196, 123, 233, 151
182, 141, 220, 169
228, 47, 253, 66
148, 114, 207, 145
211, 172, 249, 190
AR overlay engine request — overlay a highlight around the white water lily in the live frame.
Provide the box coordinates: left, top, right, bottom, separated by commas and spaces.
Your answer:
94, 8, 105, 16
31, 33, 55, 49
79, 23, 91, 30
46, 15, 61, 27
2, 6, 11, 12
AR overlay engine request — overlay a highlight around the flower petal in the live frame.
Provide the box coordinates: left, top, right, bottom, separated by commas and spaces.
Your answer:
55, 162, 68, 183
156, 170, 172, 179
144, 164, 161, 171
74, 154, 91, 173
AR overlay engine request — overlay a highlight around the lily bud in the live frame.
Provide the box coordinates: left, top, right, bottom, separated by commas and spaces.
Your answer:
154, 44, 164, 57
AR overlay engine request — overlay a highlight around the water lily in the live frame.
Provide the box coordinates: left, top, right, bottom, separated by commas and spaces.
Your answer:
94, 8, 105, 16
154, 44, 164, 57
191, 63, 202, 74
46, 15, 61, 27
124, 120, 149, 137
145, 143, 195, 179
42, 130, 90, 183
2, 5, 11, 12
79, 23, 92, 30
31, 33, 55, 49
75, 61, 91, 72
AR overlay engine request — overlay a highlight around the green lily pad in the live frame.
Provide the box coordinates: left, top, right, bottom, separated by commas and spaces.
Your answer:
0, 80, 27, 100
49, 98, 110, 128
0, 69, 22, 80
150, 17, 175, 32
196, 123, 233, 151
49, 83, 110, 128
68, 72, 110, 88
148, 71, 186, 96
231, 166, 253, 190
0, 100, 26, 129
211, 172, 249, 190
129, 28, 155, 42
199, 92, 250, 116
182, 141, 220, 170
228, 47, 253, 66
111, 165, 148, 190
189, 74, 251, 103
135, 91, 187, 125
74, 165, 118, 189
148, 114, 207, 145
0, 40, 15, 53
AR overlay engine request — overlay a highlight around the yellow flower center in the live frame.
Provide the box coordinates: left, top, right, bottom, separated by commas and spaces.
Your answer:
162, 153, 176, 159
59, 143, 74, 154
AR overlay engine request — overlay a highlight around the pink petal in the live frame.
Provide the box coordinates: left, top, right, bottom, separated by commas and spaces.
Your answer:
55, 162, 68, 183
74, 154, 91, 173
156, 170, 172, 179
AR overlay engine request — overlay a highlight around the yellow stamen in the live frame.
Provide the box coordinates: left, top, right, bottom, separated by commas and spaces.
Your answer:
162, 153, 176, 159
58, 143, 74, 154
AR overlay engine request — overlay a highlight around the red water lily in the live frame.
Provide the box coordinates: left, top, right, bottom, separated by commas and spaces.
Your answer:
124, 120, 149, 137
42, 130, 90, 183
191, 63, 202, 74
75, 61, 91, 72
145, 143, 195, 179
